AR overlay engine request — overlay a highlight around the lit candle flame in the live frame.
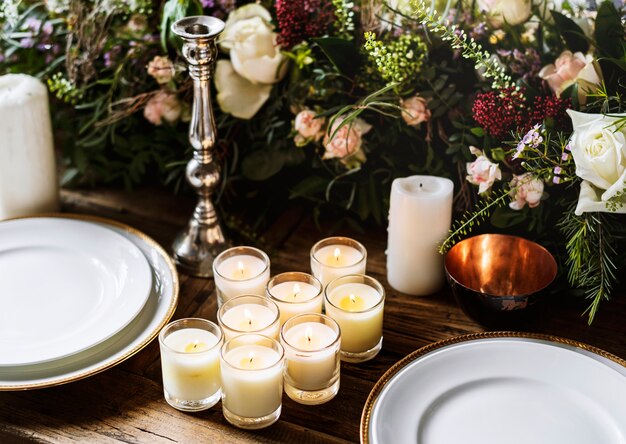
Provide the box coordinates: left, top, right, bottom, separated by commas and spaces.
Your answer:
244, 308, 253, 326
305, 326, 313, 343
349, 293, 357, 303
293, 283, 301, 298
237, 260, 245, 277
248, 351, 255, 365
334, 247, 341, 263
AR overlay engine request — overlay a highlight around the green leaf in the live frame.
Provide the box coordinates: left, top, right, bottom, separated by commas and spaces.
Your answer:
470, 127, 484, 137
490, 207, 526, 228
312, 37, 361, 77
551, 11, 590, 53
594, 1, 624, 59
490, 147, 506, 162
290, 176, 328, 198
241, 150, 285, 181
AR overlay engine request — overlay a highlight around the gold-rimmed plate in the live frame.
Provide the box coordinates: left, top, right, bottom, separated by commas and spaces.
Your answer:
361, 332, 626, 444
0, 214, 179, 390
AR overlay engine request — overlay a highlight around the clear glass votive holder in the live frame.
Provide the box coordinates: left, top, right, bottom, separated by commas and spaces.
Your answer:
213, 246, 270, 308
267, 272, 323, 326
324, 274, 384, 363
159, 318, 223, 412
280, 313, 341, 405
310, 237, 367, 288
217, 294, 280, 341
220, 334, 285, 429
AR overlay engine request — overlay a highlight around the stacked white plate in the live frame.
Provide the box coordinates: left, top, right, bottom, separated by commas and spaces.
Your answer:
362, 333, 626, 444
0, 215, 178, 390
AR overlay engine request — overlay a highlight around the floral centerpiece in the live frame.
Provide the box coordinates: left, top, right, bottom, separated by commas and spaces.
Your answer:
1, 0, 625, 321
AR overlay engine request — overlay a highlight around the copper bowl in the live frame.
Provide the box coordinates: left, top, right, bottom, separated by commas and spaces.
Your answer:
444, 234, 557, 327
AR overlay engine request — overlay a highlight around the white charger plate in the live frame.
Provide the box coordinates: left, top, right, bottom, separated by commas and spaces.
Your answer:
0, 214, 178, 390
0, 218, 153, 366
362, 333, 626, 444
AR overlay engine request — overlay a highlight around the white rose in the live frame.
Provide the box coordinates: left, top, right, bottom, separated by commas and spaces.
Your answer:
214, 60, 272, 120
477, 0, 532, 27
567, 110, 626, 214
220, 4, 287, 85
466, 146, 502, 194
509, 173, 544, 210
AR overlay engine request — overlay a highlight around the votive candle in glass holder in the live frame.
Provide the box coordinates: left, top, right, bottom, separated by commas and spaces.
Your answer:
213, 246, 270, 307
280, 313, 341, 405
310, 237, 367, 287
159, 318, 223, 412
217, 294, 280, 341
220, 334, 284, 429
325, 274, 384, 363
267, 272, 323, 325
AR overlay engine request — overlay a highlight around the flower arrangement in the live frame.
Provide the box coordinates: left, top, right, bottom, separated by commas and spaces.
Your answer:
1, 0, 625, 320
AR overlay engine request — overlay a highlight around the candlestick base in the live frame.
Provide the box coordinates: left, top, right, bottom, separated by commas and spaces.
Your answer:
222, 405, 281, 430
164, 388, 221, 412
284, 379, 340, 405
172, 221, 230, 278
340, 337, 383, 363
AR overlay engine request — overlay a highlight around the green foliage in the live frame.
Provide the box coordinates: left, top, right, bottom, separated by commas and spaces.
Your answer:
313, 37, 361, 77
550, 11, 589, 54
364, 31, 428, 85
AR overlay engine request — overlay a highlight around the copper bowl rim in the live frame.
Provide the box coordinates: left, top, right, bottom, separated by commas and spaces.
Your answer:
444, 233, 558, 299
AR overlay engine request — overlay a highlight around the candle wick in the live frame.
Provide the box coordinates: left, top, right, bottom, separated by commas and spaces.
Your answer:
419, 183, 423, 188
249, 356, 253, 364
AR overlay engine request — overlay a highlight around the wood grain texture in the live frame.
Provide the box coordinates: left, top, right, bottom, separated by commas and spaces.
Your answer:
1, 186, 626, 443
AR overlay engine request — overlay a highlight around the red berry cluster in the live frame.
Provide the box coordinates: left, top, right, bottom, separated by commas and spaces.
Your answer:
531, 95, 572, 132
275, 0, 336, 50
472, 88, 527, 139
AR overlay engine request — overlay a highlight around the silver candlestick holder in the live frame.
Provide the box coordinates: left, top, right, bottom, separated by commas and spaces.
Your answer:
171, 16, 230, 278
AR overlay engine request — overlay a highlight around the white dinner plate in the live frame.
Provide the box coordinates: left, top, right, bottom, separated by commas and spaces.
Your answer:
362, 333, 626, 444
0, 214, 178, 390
0, 218, 153, 366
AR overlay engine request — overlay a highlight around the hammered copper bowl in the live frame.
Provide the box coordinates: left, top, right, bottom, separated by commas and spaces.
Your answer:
444, 234, 557, 327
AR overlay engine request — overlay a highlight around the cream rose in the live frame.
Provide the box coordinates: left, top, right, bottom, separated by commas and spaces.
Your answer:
539, 51, 601, 100
144, 90, 181, 126
477, 0, 532, 27
567, 110, 626, 215
323, 118, 372, 164
466, 146, 502, 194
220, 4, 287, 85
294, 109, 325, 144
214, 60, 272, 120
401, 95, 431, 127
509, 173, 544, 210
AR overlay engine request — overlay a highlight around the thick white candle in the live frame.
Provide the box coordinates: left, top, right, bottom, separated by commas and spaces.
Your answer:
283, 322, 339, 391
311, 242, 366, 287
270, 281, 322, 325
387, 175, 453, 295
161, 328, 221, 402
214, 253, 270, 304
326, 283, 383, 353
221, 345, 283, 418
0, 74, 59, 220
219, 303, 279, 340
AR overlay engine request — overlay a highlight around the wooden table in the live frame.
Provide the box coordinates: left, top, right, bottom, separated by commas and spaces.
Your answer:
2, 187, 626, 443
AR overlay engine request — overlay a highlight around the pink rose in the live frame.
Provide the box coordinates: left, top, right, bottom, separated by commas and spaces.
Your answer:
466, 146, 502, 194
294, 109, 325, 140
144, 90, 182, 126
147, 55, 175, 85
539, 51, 601, 97
509, 173, 544, 210
323, 118, 371, 160
401, 95, 431, 127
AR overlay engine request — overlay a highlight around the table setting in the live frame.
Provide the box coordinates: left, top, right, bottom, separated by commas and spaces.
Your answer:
1, 0, 626, 443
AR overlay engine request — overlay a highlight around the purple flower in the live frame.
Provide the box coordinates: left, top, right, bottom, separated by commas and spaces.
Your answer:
42, 21, 53, 36
561, 152, 570, 161
19, 38, 35, 48
25, 18, 41, 32
554, 166, 562, 175
553, 176, 561, 184
201, 0, 215, 7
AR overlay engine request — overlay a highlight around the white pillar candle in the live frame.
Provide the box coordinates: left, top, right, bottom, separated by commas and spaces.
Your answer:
159, 319, 223, 411
0, 74, 59, 220
220, 335, 284, 428
213, 247, 270, 306
281, 320, 340, 392
267, 273, 323, 325
218, 295, 280, 341
310, 237, 367, 287
387, 175, 453, 295
325, 276, 384, 362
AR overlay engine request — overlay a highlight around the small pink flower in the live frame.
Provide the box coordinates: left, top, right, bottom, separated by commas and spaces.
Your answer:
539, 51, 600, 96
144, 90, 182, 126
294, 109, 325, 141
466, 146, 502, 194
323, 118, 371, 160
509, 173, 544, 210
147, 55, 175, 85
401, 95, 431, 127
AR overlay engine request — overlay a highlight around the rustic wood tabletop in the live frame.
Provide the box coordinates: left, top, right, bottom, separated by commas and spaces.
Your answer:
1, 187, 626, 444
